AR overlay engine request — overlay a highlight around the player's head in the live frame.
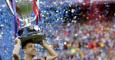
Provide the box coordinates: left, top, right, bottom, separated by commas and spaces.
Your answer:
22, 40, 37, 57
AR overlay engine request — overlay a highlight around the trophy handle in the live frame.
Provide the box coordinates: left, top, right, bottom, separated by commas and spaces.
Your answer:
6, 0, 15, 15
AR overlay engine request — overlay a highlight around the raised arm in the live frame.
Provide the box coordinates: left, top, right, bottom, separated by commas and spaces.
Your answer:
40, 40, 58, 60
12, 37, 21, 60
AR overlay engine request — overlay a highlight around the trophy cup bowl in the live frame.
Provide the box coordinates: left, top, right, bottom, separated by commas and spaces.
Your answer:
15, 0, 45, 44
16, 0, 33, 18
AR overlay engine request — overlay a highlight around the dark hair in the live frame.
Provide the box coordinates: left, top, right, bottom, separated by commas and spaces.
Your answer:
21, 39, 34, 49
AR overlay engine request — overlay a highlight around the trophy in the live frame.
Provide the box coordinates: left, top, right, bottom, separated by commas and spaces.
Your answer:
6, 0, 45, 44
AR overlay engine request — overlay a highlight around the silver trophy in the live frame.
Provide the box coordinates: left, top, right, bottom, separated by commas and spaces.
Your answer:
6, 0, 45, 44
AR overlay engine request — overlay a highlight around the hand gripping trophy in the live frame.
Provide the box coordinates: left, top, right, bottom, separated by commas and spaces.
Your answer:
6, 0, 45, 44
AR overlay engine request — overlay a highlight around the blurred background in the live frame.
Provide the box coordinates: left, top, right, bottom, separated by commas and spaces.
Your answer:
0, 0, 115, 60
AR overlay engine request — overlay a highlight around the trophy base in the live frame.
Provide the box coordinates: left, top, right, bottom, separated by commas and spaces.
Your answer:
20, 33, 45, 44
18, 26, 45, 44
